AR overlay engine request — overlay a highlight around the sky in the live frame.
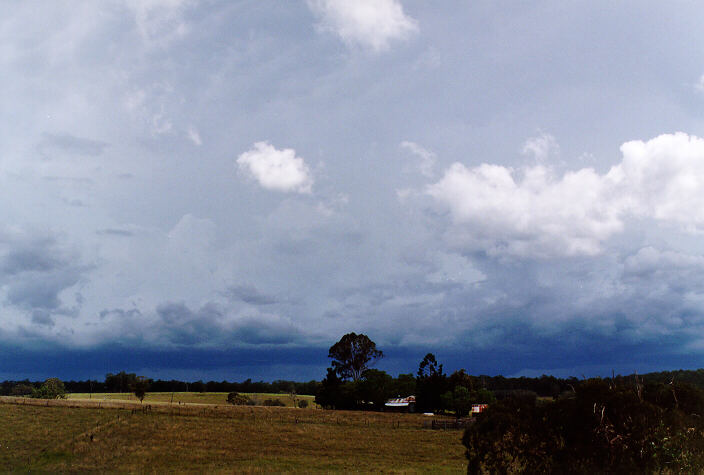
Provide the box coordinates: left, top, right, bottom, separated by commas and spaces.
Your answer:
3, 0, 704, 381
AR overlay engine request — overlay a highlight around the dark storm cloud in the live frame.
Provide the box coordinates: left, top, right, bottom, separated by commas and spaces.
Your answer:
226, 285, 278, 305
156, 302, 224, 345
0, 231, 87, 316
155, 301, 301, 347
232, 317, 301, 345
0, 244, 64, 275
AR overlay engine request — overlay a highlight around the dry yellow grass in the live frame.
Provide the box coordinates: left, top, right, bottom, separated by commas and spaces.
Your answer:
0, 397, 466, 473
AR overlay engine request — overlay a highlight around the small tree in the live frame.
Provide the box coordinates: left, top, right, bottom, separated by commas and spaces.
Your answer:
288, 385, 299, 408
328, 332, 383, 382
32, 378, 66, 399
132, 376, 150, 403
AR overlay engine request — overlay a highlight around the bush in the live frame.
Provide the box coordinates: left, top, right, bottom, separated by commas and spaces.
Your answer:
32, 378, 66, 399
10, 384, 34, 396
463, 379, 704, 473
298, 400, 309, 408
263, 398, 285, 407
226, 392, 251, 405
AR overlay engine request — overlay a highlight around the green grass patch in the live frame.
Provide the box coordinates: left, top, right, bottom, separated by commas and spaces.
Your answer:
67, 391, 316, 407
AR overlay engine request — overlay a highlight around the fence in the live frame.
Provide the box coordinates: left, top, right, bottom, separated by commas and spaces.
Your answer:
423, 419, 474, 430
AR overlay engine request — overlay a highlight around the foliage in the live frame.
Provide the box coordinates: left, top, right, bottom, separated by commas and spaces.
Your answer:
105, 371, 137, 393
472, 387, 496, 404
131, 376, 150, 403
226, 392, 251, 405
393, 373, 416, 397
358, 369, 395, 409
416, 353, 448, 413
328, 332, 383, 382
32, 378, 66, 399
448, 369, 473, 391
315, 368, 357, 410
463, 379, 704, 473
441, 386, 472, 418
10, 383, 34, 396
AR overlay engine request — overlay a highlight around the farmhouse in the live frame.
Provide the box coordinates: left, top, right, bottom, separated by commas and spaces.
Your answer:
472, 403, 489, 414
384, 395, 416, 412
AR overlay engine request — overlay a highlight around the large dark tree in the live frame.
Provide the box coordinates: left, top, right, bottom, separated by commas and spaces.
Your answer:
416, 353, 448, 412
328, 332, 383, 382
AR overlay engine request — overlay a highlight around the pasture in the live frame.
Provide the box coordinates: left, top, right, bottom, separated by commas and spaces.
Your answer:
67, 391, 316, 408
0, 397, 466, 472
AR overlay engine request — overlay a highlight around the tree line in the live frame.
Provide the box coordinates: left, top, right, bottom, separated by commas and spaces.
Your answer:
0, 372, 320, 398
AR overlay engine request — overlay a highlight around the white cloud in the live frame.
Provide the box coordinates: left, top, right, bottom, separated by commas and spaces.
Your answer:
522, 133, 559, 162
401, 141, 436, 177
187, 127, 202, 146
608, 133, 704, 226
237, 142, 313, 194
426, 132, 704, 258
427, 162, 622, 257
307, 0, 418, 52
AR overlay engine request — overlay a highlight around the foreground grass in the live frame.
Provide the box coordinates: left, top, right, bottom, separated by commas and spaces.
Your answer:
68, 391, 316, 407
0, 398, 465, 472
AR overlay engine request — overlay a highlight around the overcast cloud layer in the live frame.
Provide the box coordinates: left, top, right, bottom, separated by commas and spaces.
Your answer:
3, 1, 704, 380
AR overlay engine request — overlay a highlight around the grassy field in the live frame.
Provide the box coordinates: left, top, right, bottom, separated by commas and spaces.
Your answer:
0, 397, 466, 472
67, 391, 316, 407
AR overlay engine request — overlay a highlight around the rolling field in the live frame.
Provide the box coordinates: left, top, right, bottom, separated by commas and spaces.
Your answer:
0, 397, 466, 472
67, 391, 316, 407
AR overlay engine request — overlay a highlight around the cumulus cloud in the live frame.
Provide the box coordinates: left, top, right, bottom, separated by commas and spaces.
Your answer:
307, 0, 418, 52
237, 142, 313, 194
426, 133, 704, 258
608, 133, 704, 226
521, 133, 559, 162
427, 162, 622, 257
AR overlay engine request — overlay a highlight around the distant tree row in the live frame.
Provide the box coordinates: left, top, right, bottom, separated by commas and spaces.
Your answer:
0, 373, 320, 397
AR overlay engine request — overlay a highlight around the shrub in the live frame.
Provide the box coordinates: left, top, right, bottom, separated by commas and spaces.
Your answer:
263, 398, 285, 407
226, 392, 251, 406
10, 384, 34, 396
32, 378, 66, 399
463, 379, 704, 473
